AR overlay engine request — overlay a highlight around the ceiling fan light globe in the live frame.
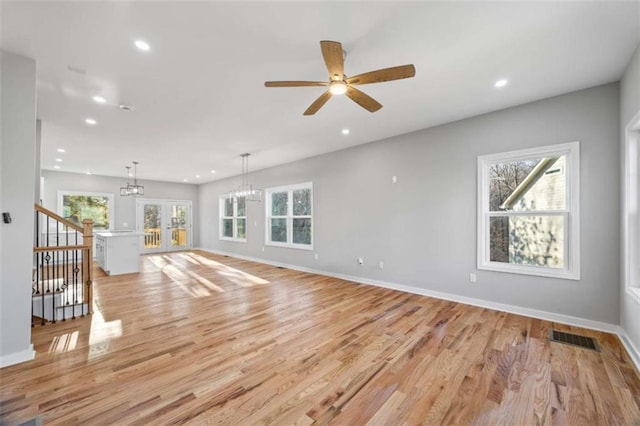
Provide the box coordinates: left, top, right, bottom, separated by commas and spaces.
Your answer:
329, 81, 347, 95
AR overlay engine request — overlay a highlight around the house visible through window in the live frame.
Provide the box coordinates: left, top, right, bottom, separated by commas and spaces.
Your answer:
477, 142, 580, 280
265, 182, 313, 249
219, 195, 246, 242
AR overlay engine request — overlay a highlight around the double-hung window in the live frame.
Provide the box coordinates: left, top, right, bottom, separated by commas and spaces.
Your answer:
219, 195, 246, 242
265, 182, 312, 249
477, 142, 580, 280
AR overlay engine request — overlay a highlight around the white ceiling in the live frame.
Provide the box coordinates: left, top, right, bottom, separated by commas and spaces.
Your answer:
1, 1, 639, 184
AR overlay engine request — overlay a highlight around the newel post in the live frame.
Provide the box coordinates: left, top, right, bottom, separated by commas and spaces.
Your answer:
82, 219, 94, 313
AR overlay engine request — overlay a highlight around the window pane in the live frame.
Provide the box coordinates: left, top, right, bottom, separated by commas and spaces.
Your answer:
63, 195, 110, 230
223, 219, 233, 238
490, 215, 564, 268
489, 156, 566, 212
270, 218, 287, 242
143, 204, 162, 249
293, 188, 311, 216
271, 192, 288, 216
237, 218, 246, 239
292, 218, 311, 245
237, 196, 246, 217
224, 198, 234, 217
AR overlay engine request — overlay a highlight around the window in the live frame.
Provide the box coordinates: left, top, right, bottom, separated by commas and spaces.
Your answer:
57, 191, 114, 230
219, 195, 246, 242
265, 182, 312, 249
477, 142, 580, 279
623, 110, 640, 303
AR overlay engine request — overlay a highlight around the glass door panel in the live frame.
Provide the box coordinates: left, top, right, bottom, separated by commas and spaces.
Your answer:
137, 199, 192, 254
168, 203, 190, 251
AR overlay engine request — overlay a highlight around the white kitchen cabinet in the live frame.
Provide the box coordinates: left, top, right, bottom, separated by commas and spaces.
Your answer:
95, 231, 141, 275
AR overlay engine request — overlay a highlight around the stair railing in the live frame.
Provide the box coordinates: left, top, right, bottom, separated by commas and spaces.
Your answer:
33, 204, 93, 326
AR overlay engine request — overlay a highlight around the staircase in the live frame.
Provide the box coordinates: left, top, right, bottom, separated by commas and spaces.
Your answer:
32, 204, 93, 326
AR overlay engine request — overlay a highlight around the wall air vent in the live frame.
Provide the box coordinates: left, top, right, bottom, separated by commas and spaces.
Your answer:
550, 330, 599, 351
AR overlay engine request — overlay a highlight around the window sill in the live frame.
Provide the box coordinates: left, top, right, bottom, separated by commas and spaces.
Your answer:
265, 241, 313, 251
478, 262, 580, 280
219, 237, 247, 243
627, 287, 640, 305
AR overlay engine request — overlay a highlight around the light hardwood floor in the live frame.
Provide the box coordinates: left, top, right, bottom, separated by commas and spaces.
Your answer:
1, 250, 639, 425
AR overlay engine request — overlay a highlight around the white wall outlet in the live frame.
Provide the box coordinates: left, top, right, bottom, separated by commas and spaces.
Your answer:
469, 273, 477, 283
262, 246, 265, 252
358, 257, 364, 265
122, 222, 128, 227
379, 261, 384, 269
314, 253, 318, 260
392, 175, 397, 184
254, 220, 257, 227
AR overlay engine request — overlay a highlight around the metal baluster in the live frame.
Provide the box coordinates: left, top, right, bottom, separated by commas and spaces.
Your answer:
61, 248, 67, 321
40, 252, 45, 325
72, 249, 77, 320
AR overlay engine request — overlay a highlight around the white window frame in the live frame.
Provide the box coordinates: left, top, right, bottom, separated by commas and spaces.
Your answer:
477, 141, 580, 280
623, 109, 640, 304
265, 182, 313, 250
219, 195, 247, 242
57, 190, 114, 231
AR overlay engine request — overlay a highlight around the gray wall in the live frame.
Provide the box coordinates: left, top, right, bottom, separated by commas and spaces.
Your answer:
41, 171, 200, 247
200, 83, 621, 325
0, 51, 37, 366
621, 45, 640, 351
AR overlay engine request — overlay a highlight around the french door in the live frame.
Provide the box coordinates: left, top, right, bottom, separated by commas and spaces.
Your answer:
136, 199, 192, 254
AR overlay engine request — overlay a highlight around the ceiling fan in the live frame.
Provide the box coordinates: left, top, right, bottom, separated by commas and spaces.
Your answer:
265, 40, 416, 115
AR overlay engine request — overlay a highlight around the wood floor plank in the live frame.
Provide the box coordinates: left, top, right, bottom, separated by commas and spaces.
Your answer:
1, 250, 639, 425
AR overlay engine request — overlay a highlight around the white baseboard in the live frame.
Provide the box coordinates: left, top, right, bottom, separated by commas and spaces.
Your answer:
0, 344, 35, 368
617, 328, 640, 373
196, 247, 640, 371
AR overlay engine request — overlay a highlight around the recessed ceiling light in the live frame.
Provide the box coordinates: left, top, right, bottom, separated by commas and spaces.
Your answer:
183, 179, 188, 182
86, 171, 92, 175
128, 172, 133, 177
342, 128, 350, 135
85, 118, 97, 125
195, 175, 200, 178
92, 96, 106, 104
135, 40, 151, 52
55, 158, 63, 162
54, 165, 61, 169
57, 148, 65, 153
210, 170, 216, 174
494, 79, 508, 88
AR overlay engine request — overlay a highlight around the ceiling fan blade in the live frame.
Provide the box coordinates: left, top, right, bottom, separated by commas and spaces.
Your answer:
345, 86, 382, 113
346, 64, 416, 86
265, 81, 329, 87
320, 40, 344, 81
303, 90, 332, 115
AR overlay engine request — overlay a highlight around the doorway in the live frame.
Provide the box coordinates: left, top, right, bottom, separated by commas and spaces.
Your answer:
136, 199, 192, 254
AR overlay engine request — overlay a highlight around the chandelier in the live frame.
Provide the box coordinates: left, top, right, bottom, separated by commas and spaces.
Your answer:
229, 153, 262, 202
120, 161, 144, 196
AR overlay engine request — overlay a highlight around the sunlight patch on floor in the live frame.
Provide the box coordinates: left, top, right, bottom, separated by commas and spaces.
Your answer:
187, 253, 270, 287
48, 330, 79, 354
88, 306, 122, 360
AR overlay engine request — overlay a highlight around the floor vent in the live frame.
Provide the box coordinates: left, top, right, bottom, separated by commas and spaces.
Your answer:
276, 266, 286, 269
550, 330, 599, 351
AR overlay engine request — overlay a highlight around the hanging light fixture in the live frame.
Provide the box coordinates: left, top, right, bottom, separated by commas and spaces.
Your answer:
120, 161, 144, 196
229, 153, 262, 202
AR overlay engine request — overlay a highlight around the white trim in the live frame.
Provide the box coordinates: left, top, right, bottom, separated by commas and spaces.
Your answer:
219, 195, 247, 243
618, 328, 640, 373
264, 182, 313, 250
622, 109, 640, 302
197, 247, 640, 372
477, 141, 580, 280
0, 344, 35, 368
